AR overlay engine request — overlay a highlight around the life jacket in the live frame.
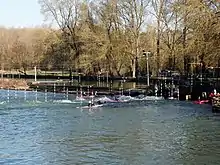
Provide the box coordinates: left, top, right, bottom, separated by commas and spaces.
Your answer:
209, 93, 214, 97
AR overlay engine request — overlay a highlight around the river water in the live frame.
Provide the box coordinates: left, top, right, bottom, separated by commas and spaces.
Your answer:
0, 89, 220, 165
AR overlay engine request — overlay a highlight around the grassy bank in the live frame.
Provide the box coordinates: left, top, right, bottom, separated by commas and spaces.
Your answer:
0, 78, 29, 90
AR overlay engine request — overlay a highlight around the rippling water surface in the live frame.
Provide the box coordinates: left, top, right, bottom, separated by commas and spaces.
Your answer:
0, 89, 220, 165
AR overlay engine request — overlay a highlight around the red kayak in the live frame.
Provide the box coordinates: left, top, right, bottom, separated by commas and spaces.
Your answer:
194, 100, 209, 104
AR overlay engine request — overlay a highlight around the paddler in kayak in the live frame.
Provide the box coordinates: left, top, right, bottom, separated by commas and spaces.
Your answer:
209, 89, 219, 98
88, 101, 95, 108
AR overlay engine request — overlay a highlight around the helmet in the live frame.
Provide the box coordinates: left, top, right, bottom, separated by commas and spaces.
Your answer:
214, 89, 217, 95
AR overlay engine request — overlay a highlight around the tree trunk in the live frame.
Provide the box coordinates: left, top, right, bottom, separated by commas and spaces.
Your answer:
183, 0, 189, 76
132, 58, 136, 78
156, 0, 163, 75
156, 30, 160, 74
183, 26, 188, 75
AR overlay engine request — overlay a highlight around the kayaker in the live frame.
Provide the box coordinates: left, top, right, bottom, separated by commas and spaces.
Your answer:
88, 101, 95, 108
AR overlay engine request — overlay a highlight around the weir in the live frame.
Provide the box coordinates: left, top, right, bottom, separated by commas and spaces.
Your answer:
3, 68, 218, 101
26, 77, 180, 101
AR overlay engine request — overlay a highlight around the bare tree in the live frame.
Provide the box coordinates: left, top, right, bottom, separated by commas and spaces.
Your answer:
94, 0, 129, 76
38, 0, 83, 72
119, 0, 150, 78
159, 0, 184, 70
151, 0, 168, 75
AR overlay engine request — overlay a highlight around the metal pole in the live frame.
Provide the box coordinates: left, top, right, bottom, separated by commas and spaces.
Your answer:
106, 71, 109, 87
200, 63, 203, 86
146, 53, 150, 86
78, 73, 81, 85
1, 62, 3, 79
34, 66, 37, 82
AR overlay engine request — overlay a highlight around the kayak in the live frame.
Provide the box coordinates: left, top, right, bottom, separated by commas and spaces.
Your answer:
194, 100, 209, 104
97, 96, 126, 103
77, 104, 103, 109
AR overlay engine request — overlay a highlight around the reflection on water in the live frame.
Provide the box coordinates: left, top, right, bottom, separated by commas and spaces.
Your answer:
0, 89, 220, 165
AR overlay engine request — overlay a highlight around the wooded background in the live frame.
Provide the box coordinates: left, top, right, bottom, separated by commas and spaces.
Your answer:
0, 0, 219, 78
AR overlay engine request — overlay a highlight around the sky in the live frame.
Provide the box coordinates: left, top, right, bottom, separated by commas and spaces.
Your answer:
0, 0, 44, 28
0, 0, 156, 28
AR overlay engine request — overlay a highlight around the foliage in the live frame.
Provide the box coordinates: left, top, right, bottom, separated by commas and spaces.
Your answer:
0, 0, 219, 77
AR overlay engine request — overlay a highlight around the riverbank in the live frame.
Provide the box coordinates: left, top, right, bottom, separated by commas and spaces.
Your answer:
0, 78, 29, 90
